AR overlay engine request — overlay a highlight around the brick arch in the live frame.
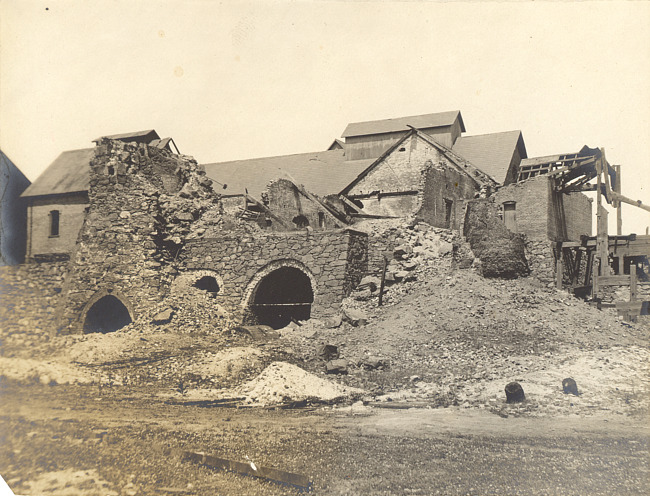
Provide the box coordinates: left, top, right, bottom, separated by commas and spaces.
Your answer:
80, 288, 135, 332
240, 259, 317, 311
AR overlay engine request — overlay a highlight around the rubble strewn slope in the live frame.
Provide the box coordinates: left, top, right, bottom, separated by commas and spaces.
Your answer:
1, 223, 648, 417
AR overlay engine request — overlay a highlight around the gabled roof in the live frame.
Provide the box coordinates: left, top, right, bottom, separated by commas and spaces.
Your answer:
202, 150, 375, 198
21, 148, 94, 198
327, 139, 345, 150
92, 129, 160, 143
341, 129, 496, 195
452, 130, 527, 184
341, 111, 465, 138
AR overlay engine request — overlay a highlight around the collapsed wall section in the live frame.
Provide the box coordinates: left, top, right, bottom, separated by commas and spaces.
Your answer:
179, 229, 368, 323
56, 139, 220, 334
464, 199, 530, 279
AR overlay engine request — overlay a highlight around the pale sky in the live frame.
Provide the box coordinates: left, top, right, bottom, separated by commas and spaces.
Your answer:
1, 0, 649, 233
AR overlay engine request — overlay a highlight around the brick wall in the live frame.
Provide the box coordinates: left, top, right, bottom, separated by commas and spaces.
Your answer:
180, 229, 368, 320
493, 176, 550, 240
563, 192, 593, 240
26, 193, 88, 260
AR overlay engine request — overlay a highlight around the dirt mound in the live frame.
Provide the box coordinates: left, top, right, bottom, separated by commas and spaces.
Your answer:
236, 362, 364, 406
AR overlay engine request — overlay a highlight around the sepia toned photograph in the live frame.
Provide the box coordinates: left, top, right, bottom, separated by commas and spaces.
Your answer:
1, 1, 649, 494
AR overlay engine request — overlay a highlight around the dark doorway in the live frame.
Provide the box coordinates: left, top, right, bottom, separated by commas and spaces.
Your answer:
250, 267, 313, 329
193, 276, 220, 295
503, 201, 517, 232
444, 199, 453, 228
83, 295, 132, 333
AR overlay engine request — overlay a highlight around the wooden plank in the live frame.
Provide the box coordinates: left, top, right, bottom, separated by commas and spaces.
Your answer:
630, 264, 637, 301
339, 194, 363, 214
183, 451, 312, 491
244, 194, 291, 229
378, 256, 387, 307
615, 164, 622, 235
556, 251, 563, 290
597, 275, 631, 287
615, 301, 644, 312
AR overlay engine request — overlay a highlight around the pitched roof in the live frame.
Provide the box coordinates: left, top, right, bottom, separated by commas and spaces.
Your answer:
341, 129, 496, 194
452, 130, 526, 184
21, 148, 94, 198
202, 150, 375, 198
92, 129, 159, 143
341, 111, 465, 138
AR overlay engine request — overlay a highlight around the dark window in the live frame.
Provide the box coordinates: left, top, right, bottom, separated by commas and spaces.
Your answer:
399, 147, 406, 152
49, 210, 60, 236
318, 212, 325, 228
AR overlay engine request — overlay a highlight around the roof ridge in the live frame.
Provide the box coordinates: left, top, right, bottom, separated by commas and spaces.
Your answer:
456, 130, 521, 139
202, 148, 347, 166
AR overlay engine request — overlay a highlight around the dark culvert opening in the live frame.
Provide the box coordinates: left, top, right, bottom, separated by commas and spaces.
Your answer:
83, 295, 132, 334
250, 267, 313, 329
193, 276, 220, 295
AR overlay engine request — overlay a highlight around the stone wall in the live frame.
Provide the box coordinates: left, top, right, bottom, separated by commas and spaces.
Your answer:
417, 164, 478, 230
347, 133, 482, 222
179, 229, 368, 320
26, 193, 88, 260
57, 138, 220, 334
265, 179, 343, 231
0, 261, 67, 334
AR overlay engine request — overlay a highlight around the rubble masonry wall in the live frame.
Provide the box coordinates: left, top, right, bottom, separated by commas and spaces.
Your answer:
0, 261, 67, 334
180, 229, 368, 320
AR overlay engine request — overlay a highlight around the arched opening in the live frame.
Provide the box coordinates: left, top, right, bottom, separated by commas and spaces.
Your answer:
292, 215, 309, 229
249, 267, 314, 329
83, 295, 132, 333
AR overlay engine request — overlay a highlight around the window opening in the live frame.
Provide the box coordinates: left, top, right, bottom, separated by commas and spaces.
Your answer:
83, 295, 132, 333
192, 276, 220, 296
318, 212, 325, 228
49, 210, 60, 236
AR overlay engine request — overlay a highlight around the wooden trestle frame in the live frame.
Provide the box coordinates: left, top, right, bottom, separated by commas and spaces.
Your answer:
543, 147, 650, 320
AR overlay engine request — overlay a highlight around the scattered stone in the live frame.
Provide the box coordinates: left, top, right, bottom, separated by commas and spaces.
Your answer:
234, 325, 279, 342
342, 308, 368, 326
360, 356, 388, 370
152, 308, 174, 324
318, 344, 339, 361
394, 270, 416, 282
358, 275, 381, 292
393, 245, 412, 259
326, 359, 349, 375
323, 315, 342, 328
505, 382, 526, 403
402, 261, 418, 271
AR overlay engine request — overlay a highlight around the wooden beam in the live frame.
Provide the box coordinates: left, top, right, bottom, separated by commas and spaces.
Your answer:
630, 264, 637, 301
183, 451, 312, 491
556, 250, 564, 290
339, 195, 363, 214
615, 164, 622, 235
597, 275, 631, 287
244, 194, 291, 229
289, 180, 349, 225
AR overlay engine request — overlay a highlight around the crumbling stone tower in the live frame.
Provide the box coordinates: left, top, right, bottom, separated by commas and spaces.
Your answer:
56, 138, 219, 334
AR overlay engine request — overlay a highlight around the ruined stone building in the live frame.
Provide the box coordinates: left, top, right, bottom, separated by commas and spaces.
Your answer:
7, 109, 637, 335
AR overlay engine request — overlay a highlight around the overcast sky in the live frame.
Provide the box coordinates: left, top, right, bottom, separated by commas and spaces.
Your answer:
2, 0, 649, 232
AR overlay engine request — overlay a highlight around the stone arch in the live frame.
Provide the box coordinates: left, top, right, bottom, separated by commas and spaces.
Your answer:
241, 259, 317, 329
81, 289, 135, 334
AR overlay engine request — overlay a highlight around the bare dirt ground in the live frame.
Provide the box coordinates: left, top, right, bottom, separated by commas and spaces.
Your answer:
2, 227, 649, 494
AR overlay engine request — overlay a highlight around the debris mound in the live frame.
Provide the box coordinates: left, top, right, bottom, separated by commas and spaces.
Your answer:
236, 362, 363, 406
